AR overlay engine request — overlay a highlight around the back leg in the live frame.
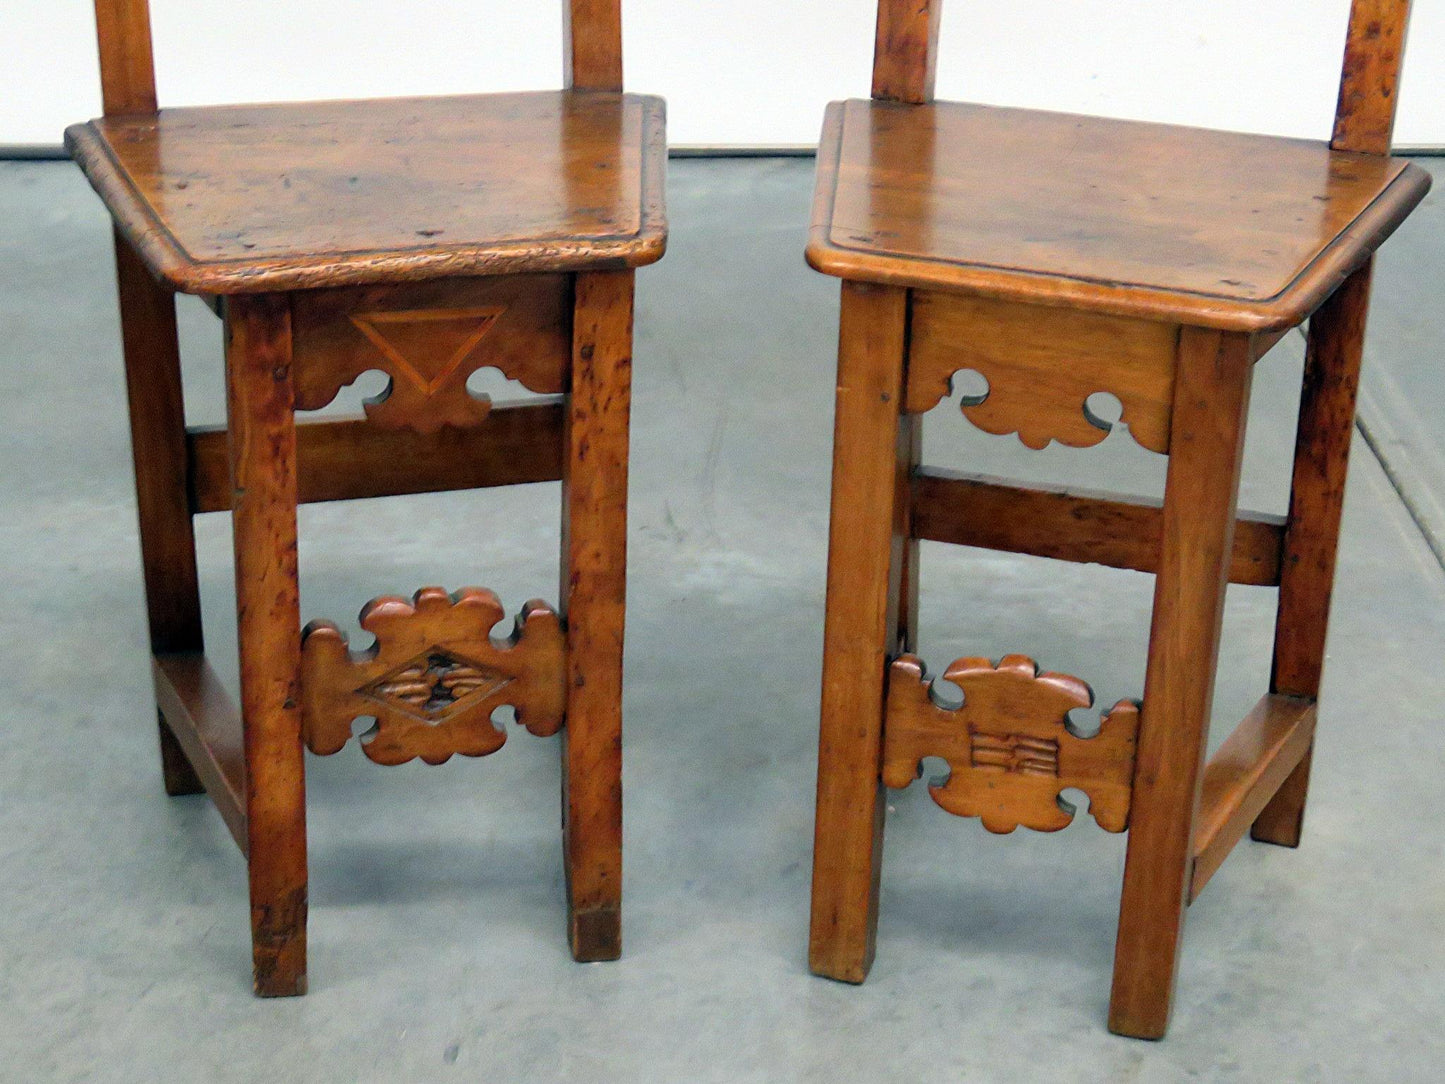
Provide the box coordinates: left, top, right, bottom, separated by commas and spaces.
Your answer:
113, 230, 205, 795
1254, 262, 1374, 845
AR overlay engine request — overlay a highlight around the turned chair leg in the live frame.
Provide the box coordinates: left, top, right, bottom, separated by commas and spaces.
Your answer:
1254, 262, 1374, 846
560, 270, 634, 961
809, 282, 912, 983
226, 295, 308, 997
113, 230, 206, 796
1108, 327, 1255, 1039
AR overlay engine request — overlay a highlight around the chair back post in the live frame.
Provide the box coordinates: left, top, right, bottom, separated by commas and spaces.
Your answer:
564, 0, 624, 92
1334, 0, 1413, 154
872, 0, 942, 103
93, 0, 158, 116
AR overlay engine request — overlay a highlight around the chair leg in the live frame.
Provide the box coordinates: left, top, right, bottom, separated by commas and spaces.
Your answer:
896, 416, 923, 654
112, 230, 205, 796
1109, 327, 1255, 1039
225, 294, 308, 997
560, 270, 633, 962
809, 282, 912, 983
1254, 261, 1374, 847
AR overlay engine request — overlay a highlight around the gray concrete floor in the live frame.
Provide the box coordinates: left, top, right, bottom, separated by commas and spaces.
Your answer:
1, 156, 1443, 1081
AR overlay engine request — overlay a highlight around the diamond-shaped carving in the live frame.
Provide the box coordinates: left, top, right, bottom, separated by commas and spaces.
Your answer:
301, 587, 565, 766
362, 648, 514, 721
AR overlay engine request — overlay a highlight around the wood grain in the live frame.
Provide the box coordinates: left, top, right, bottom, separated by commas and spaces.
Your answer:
1191, 695, 1317, 900
82, 0, 660, 996
291, 275, 571, 432
153, 653, 249, 851
896, 415, 922, 654
565, 0, 624, 91
301, 588, 565, 766
1109, 329, 1254, 1039
560, 270, 634, 962
802, 0, 1428, 1038
66, 92, 667, 295
808, 282, 910, 985
872, 0, 941, 104
911, 469, 1286, 587
1254, 262, 1376, 847
882, 654, 1139, 834
225, 294, 307, 998
92, 0, 156, 116
808, 99, 1428, 331
187, 402, 565, 514
113, 230, 208, 796
1334, 1, 1413, 154
906, 291, 1179, 453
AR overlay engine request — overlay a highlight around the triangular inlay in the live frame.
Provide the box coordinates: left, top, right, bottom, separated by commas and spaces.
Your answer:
350, 308, 503, 393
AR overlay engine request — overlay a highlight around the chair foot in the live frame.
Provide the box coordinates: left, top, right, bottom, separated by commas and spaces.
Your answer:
809, 945, 873, 985
1107, 1007, 1169, 1042
157, 710, 205, 796
252, 886, 308, 997
1250, 746, 1312, 847
569, 904, 621, 962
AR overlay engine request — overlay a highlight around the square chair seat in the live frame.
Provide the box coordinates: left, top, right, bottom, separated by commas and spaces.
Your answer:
808, 99, 1430, 332
67, 91, 667, 295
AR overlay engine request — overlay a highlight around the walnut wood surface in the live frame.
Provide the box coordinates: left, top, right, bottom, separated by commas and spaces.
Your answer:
93, 0, 156, 116
187, 402, 565, 514
565, 0, 624, 91
911, 469, 1286, 587
806, 0, 1425, 1042
113, 231, 207, 796
882, 655, 1139, 834
291, 275, 570, 432
1191, 695, 1317, 900
906, 291, 1179, 452
152, 653, 248, 851
301, 588, 565, 766
896, 414, 922, 655
561, 270, 635, 962
225, 295, 308, 998
809, 282, 911, 985
87, 0, 654, 997
809, 99, 1428, 331
872, 0, 941, 104
1334, 1, 1413, 154
66, 92, 667, 295
1255, 263, 1376, 847
1109, 329, 1255, 1039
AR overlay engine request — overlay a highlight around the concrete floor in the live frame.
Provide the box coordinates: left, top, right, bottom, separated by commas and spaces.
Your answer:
1, 156, 1442, 1081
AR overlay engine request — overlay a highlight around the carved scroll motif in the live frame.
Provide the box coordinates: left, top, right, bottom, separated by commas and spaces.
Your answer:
301, 587, 565, 766
904, 292, 1179, 454
882, 654, 1140, 833
291, 276, 571, 434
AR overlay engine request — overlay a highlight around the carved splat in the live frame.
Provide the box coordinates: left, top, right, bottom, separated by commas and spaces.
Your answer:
881, 653, 1140, 833
292, 275, 571, 433
905, 291, 1179, 454
300, 587, 565, 766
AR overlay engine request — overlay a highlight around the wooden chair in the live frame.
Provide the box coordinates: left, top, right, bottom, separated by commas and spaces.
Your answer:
806, 0, 1429, 1038
67, 0, 664, 996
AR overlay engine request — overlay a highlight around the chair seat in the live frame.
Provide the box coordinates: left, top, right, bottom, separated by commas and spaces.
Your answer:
808, 99, 1429, 331
66, 91, 667, 295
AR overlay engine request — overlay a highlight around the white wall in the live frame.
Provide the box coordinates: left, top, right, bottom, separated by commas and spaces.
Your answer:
5, 1, 1442, 147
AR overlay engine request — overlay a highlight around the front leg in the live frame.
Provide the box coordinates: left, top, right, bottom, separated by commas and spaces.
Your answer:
226, 294, 308, 997
1108, 327, 1255, 1038
808, 281, 912, 983
560, 270, 634, 961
